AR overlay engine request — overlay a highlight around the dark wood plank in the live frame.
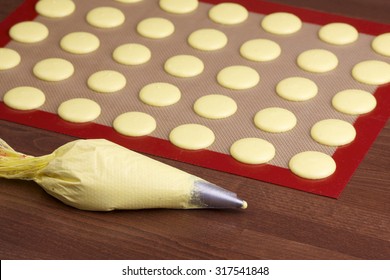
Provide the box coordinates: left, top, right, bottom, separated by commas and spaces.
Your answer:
0, 0, 389, 260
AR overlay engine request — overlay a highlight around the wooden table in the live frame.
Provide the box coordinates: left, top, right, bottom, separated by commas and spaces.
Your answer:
1, 0, 389, 260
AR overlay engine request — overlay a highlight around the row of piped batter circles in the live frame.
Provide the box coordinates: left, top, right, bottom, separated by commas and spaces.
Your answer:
1, 0, 390, 180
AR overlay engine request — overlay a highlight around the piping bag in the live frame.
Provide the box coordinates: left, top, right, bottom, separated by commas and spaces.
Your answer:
0, 138, 247, 211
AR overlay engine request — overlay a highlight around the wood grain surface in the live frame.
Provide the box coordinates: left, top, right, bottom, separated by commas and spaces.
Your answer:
0, 0, 389, 260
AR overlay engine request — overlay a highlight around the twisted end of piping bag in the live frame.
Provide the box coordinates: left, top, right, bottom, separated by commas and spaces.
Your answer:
190, 180, 248, 209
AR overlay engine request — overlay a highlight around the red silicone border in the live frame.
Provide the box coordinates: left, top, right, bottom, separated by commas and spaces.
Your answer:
1, 0, 389, 198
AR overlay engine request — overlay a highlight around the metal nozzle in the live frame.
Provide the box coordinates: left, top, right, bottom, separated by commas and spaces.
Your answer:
190, 180, 247, 209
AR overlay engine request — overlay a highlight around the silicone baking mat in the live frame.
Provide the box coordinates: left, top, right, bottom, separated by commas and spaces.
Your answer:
1, 0, 389, 198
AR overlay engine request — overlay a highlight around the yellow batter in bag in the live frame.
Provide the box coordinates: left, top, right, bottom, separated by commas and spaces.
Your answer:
0, 138, 247, 211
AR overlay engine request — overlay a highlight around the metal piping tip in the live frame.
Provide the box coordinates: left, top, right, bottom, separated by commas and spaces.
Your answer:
191, 180, 248, 209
